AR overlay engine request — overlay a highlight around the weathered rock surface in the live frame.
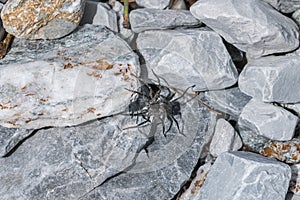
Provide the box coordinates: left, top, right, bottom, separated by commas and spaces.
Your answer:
137, 28, 238, 91
1, 0, 86, 39
210, 118, 242, 157
178, 161, 213, 200
0, 25, 139, 129
198, 151, 291, 200
190, 0, 299, 57
129, 8, 201, 33
239, 55, 300, 103
80, 1, 118, 32
238, 99, 298, 141
136, 0, 171, 9
263, 0, 300, 13
0, 96, 217, 199
204, 87, 252, 119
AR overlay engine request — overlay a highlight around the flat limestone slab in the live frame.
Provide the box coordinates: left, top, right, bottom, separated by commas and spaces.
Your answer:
0, 25, 139, 129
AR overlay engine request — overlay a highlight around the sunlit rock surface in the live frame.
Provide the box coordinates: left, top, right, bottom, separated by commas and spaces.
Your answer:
0, 25, 139, 129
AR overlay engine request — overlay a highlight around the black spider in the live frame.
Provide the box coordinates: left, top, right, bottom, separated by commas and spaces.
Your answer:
124, 72, 195, 153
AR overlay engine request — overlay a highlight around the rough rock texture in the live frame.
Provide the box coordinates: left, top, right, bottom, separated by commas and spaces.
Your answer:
135, 0, 171, 9
290, 163, 300, 195
0, 126, 32, 157
198, 151, 291, 200
209, 118, 242, 157
137, 28, 238, 91
129, 8, 201, 33
204, 87, 252, 119
0, 97, 217, 199
80, 1, 118, 32
286, 192, 300, 200
178, 161, 213, 200
0, 25, 139, 129
239, 56, 300, 103
238, 99, 298, 141
293, 9, 300, 27
190, 0, 299, 57
1, 0, 86, 39
263, 0, 300, 13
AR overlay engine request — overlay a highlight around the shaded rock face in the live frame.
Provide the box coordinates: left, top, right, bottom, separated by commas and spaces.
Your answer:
0, 25, 139, 129
190, 0, 299, 57
0, 95, 217, 199
129, 8, 201, 33
135, 0, 171, 9
198, 151, 291, 200
1, 0, 86, 39
136, 28, 238, 91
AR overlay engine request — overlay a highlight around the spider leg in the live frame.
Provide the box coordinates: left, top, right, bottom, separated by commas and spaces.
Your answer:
172, 85, 195, 102
170, 115, 185, 136
123, 117, 151, 130
137, 136, 154, 158
125, 88, 151, 100
165, 115, 173, 135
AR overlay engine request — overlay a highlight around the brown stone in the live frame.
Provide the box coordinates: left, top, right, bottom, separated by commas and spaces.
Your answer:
1, 0, 86, 39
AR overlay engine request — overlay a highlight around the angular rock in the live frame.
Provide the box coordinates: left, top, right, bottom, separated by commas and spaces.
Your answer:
263, 0, 300, 13
1, 0, 86, 39
0, 25, 139, 129
238, 99, 298, 141
136, 28, 238, 91
136, 0, 171, 9
129, 8, 201, 33
204, 87, 252, 119
0, 95, 217, 199
239, 55, 300, 103
190, 0, 299, 57
198, 151, 291, 200
209, 118, 242, 157
293, 9, 300, 27
80, 1, 118, 32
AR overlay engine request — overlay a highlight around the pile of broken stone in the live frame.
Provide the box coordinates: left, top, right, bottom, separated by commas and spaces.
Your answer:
1, 0, 300, 199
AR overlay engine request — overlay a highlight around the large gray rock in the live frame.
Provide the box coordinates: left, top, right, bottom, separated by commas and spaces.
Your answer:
190, 0, 299, 57
209, 118, 242, 157
136, 0, 171, 9
136, 28, 238, 91
263, 0, 300, 13
0, 25, 139, 129
0, 95, 217, 199
1, 0, 86, 39
238, 99, 298, 141
204, 87, 252, 119
80, 1, 118, 32
239, 55, 300, 103
129, 8, 201, 33
198, 151, 291, 200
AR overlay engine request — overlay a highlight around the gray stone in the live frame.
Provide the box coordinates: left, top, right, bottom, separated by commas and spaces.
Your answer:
80, 1, 118, 32
136, 0, 171, 9
0, 25, 139, 129
0, 126, 32, 157
129, 8, 201, 33
112, 1, 135, 44
0, 94, 217, 199
198, 151, 291, 200
190, 0, 299, 57
1, 0, 86, 39
238, 55, 300, 103
204, 87, 252, 119
136, 28, 238, 92
238, 99, 298, 141
209, 118, 242, 157
263, 0, 300, 13
293, 9, 300, 27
